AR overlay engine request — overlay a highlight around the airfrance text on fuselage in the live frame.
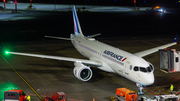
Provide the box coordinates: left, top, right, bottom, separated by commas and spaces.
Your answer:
103, 50, 126, 62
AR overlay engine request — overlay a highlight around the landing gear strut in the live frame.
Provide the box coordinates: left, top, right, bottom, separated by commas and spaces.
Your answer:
136, 83, 144, 95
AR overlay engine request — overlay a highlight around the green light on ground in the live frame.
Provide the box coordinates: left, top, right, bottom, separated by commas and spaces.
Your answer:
0, 82, 20, 100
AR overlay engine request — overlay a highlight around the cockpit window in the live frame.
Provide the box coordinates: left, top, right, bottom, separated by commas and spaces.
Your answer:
150, 65, 153, 71
140, 67, 147, 73
147, 66, 152, 72
134, 64, 153, 73
134, 66, 139, 71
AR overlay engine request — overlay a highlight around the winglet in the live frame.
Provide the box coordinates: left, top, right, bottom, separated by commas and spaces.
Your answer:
173, 35, 177, 43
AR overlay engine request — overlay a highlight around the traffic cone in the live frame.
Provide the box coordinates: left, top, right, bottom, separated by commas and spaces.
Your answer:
93, 98, 95, 101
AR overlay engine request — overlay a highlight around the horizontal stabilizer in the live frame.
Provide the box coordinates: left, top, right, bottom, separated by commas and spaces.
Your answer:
87, 33, 101, 38
45, 36, 72, 40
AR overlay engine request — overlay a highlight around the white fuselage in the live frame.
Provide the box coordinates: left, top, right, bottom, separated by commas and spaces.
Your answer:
71, 35, 154, 85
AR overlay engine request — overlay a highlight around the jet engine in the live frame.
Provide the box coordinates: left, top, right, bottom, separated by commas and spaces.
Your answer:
73, 62, 92, 81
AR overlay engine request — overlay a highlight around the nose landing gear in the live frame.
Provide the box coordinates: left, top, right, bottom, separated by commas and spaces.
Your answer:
136, 83, 144, 95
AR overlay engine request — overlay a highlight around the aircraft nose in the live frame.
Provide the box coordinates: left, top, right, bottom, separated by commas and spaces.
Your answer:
146, 74, 154, 85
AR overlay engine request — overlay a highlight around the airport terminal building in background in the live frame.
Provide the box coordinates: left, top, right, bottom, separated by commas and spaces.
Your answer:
11, 0, 180, 7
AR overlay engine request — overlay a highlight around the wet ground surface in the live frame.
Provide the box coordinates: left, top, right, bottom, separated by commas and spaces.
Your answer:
0, 36, 180, 101
0, 4, 180, 101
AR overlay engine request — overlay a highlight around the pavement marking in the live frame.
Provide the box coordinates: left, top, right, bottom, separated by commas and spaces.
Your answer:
168, 83, 180, 95
151, 77, 175, 93
144, 77, 180, 95
160, 69, 169, 73
112, 79, 120, 84
112, 79, 135, 92
158, 79, 180, 95
0, 55, 43, 101
147, 78, 167, 91
100, 72, 107, 76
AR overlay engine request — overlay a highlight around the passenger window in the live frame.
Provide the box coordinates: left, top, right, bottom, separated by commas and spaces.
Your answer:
134, 66, 139, 71
176, 57, 179, 62
140, 67, 147, 73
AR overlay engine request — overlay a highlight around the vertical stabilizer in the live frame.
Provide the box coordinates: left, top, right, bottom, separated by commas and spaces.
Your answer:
72, 5, 84, 37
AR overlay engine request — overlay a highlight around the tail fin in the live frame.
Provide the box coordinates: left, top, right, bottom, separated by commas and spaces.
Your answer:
173, 35, 177, 43
72, 5, 84, 37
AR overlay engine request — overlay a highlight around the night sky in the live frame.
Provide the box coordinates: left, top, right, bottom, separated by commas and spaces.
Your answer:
16, 0, 180, 7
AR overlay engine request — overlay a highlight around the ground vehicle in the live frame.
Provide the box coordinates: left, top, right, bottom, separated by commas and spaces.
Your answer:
7, 0, 14, 3
43, 92, 66, 101
0, 6, 4, 10
4, 89, 27, 101
115, 88, 137, 101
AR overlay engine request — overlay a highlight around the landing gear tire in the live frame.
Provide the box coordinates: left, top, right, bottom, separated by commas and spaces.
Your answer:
138, 90, 144, 95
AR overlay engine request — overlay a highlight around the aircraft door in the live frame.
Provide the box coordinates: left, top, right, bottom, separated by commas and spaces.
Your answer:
125, 61, 130, 75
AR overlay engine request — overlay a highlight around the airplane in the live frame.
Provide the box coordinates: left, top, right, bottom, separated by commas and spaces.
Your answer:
5, 5, 177, 94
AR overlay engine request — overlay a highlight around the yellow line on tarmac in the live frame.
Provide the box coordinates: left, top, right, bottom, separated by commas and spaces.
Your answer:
112, 79, 135, 92
0, 55, 43, 101
101, 72, 107, 76
112, 79, 120, 84
160, 69, 168, 73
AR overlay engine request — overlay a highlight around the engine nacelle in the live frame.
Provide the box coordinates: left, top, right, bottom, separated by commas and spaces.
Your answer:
73, 62, 93, 81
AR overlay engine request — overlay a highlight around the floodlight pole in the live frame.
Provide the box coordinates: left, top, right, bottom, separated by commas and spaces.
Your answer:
54, 0, 56, 11
30, 0, 32, 7
134, 0, 136, 10
3, 0, 6, 10
15, 0, 17, 13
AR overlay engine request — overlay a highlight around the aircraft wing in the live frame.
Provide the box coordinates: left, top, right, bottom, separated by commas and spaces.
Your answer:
134, 35, 177, 57
6, 52, 102, 66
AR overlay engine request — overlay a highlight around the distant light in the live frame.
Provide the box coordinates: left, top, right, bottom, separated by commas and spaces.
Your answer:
87, 0, 89, 1
3, 0, 5, 2
159, 9, 163, 12
14, 1, 17, 3
155, 6, 160, 9
114, 0, 116, 2
176, 2, 177, 3
179, 0, 180, 2
144, 1, 145, 3
5, 51, 9, 54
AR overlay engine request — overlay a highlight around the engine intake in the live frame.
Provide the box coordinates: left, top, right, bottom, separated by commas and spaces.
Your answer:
73, 62, 92, 81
